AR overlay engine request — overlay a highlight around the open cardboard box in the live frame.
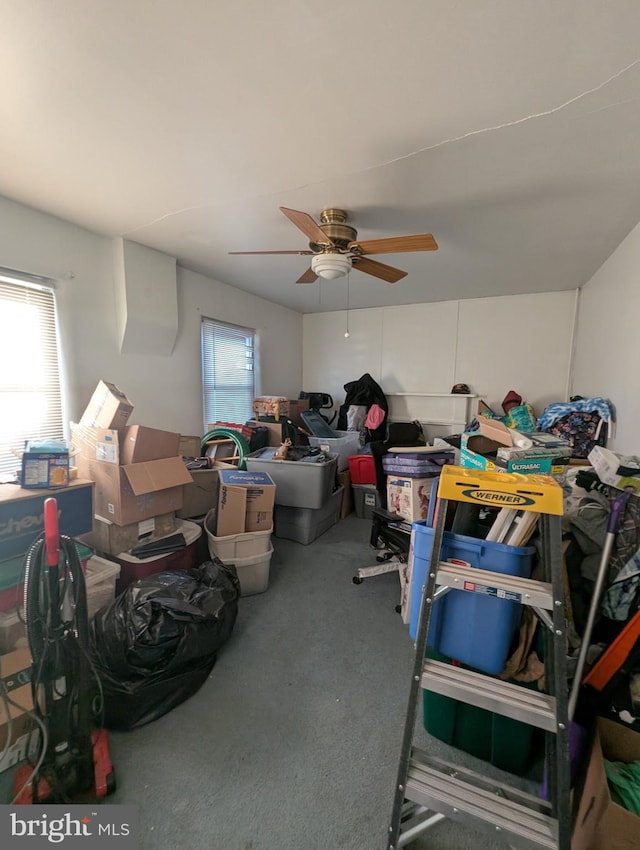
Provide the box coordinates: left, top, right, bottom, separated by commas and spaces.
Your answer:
177, 461, 235, 520
573, 717, 640, 850
460, 418, 571, 475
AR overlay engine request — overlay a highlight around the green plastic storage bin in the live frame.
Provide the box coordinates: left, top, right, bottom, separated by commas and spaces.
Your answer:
423, 650, 541, 776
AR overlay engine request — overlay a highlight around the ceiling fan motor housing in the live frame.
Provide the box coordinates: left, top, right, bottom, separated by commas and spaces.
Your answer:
309, 208, 357, 252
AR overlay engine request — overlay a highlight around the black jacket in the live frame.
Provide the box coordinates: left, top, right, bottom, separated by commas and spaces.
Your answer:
337, 373, 388, 442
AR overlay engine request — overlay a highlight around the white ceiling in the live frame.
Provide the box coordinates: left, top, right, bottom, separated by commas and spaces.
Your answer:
2, 1, 640, 313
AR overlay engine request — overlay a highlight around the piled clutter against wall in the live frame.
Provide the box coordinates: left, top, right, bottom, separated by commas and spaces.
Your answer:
0, 376, 388, 764
0, 379, 247, 774
383, 388, 640, 846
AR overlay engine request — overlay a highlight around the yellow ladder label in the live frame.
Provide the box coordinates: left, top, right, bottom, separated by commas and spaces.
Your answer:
437, 465, 563, 515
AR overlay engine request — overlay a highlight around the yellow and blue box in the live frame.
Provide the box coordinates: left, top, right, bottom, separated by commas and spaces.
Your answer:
21, 451, 70, 489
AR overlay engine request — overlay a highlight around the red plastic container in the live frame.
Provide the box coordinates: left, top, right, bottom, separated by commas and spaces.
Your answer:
113, 519, 201, 592
348, 454, 376, 485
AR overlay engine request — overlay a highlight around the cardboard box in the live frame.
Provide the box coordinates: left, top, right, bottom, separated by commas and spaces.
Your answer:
73, 424, 180, 466
21, 451, 70, 488
246, 420, 283, 447
79, 380, 133, 430
92, 511, 176, 555
287, 399, 310, 426
177, 463, 234, 519
75, 454, 192, 526
588, 446, 640, 497
179, 435, 203, 458
386, 476, 433, 523
460, 420, 571, 476
0, 480, 94, 561
0, 649, 33, 773
573, 717, 640, 850
337, 470, 353, 518
217, 470, 276, 536
72, 424, 121, 464
119, 425, 180, 465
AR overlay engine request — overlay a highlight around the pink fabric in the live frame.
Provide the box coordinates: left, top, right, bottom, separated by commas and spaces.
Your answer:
364, 403, 386, 430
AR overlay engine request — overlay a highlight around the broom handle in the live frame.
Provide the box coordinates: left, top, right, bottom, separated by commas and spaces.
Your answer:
568, 487, 633, 718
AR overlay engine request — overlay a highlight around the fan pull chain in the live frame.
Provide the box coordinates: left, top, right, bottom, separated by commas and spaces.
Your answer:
344, 271, 350, 338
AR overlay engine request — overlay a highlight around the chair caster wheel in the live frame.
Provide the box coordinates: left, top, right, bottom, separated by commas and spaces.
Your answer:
353, 576, 363, 585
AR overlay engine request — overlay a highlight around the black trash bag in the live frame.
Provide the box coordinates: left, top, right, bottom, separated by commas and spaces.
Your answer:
89, 559, 240, 730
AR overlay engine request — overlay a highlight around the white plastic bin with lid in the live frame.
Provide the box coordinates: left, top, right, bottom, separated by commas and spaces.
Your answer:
245, 451, 338, 509
204, 510, 273, 560
84, 556, 121, 619
307, 432, 360, 471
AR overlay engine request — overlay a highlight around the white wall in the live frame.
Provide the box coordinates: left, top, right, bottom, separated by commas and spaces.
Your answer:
572, 221, 640, 454
0, 195, 303, 436
303, 291, 577, 437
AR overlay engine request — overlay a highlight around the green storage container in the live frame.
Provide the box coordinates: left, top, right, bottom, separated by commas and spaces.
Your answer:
423, 650, 541, 776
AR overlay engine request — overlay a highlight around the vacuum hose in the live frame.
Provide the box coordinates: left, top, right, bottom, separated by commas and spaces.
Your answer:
201, 427, 251, 470
23, 534, 89, 667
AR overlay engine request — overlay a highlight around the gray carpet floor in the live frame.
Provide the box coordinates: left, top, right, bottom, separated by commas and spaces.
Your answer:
106, 514, 542, 850
2, 514, 543, 849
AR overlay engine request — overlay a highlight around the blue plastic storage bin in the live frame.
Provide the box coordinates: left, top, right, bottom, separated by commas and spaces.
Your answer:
410, 522, 535, 674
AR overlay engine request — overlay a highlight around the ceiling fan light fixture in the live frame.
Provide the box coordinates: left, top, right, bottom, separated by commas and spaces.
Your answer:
311, 253, 352, 280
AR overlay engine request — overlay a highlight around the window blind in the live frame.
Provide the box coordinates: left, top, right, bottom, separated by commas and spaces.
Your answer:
201, 318, 255, 429
0, 275, 64, 478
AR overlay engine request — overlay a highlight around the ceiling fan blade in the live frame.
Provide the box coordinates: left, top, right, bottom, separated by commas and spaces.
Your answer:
352, 256, 407, 283
296, 267, 318, 284
348, 234, 438, 255
228, 250, 313, 255
280, 207, 333, 246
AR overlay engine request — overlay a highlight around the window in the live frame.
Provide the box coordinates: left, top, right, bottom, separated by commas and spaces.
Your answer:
201, 318, 255, 430
0, 270, 64, 478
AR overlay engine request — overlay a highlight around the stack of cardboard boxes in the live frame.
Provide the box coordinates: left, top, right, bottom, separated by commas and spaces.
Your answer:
73, 381, 201, 589
459, 417, 572, 477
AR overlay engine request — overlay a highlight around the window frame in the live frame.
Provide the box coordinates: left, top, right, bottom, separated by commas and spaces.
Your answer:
200, 317, 257, 431
0, 268, 64, 479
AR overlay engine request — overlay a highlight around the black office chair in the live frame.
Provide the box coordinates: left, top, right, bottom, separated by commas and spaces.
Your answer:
351, 422, 426, 587
352, 506, 411, 586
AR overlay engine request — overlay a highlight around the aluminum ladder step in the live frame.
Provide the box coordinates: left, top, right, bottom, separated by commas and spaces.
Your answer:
422, 659, 557, 731
387, 485, 571, 850
404, 750, 558, 850
435, 561, 554, 609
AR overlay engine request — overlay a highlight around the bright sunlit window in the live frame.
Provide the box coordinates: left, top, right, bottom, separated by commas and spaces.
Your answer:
201, 318, 256, 430
0, 270, 64, 478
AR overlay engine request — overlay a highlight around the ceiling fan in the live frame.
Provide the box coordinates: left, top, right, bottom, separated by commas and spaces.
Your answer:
229, 207, 438, 284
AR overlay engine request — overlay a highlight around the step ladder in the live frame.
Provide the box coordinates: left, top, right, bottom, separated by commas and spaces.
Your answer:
387, 466, 571, 850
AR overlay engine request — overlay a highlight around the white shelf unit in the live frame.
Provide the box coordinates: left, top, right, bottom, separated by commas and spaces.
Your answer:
386, 393, 476, 440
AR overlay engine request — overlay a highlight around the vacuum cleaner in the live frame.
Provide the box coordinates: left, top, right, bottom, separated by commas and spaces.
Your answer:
12, 497, 115, 804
